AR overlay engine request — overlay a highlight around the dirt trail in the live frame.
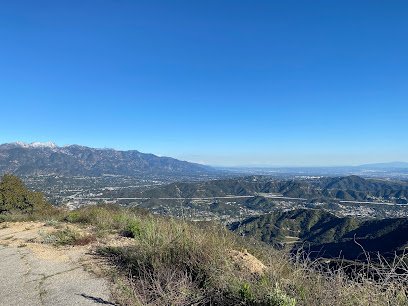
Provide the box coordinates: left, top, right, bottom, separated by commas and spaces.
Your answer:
0, 222, 115, 306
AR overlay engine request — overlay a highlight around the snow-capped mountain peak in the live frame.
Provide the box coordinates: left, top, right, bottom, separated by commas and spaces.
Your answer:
14, 141, 58, 149
0, 142, 214, 177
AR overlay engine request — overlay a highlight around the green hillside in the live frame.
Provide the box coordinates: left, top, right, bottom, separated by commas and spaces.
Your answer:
230, 209, 408, 260
110, 175, 408, 204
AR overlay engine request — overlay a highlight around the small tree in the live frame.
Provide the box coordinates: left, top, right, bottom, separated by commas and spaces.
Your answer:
0, 174, 51, 215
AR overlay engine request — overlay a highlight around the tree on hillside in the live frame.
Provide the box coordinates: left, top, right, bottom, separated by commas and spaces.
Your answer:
0, 174, 50, 214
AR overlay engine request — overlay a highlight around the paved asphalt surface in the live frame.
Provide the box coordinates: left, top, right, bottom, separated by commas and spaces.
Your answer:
0, 244, 114, 306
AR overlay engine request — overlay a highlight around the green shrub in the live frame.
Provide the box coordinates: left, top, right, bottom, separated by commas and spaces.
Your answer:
62, 204, 148, 232
0, 174, 55, 218
122, 219, 142, 238
239, 282, 254, 302
267, 285, 296, 306
64, 211, 83, 223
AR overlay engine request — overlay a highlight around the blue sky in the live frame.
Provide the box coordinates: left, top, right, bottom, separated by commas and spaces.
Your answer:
0, 1, 407, 166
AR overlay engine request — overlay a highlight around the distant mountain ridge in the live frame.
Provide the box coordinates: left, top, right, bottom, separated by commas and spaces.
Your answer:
358, 162, 408, 169
0, 142, 215, 177
223, 161, 408, 178
115, 175, 408, 204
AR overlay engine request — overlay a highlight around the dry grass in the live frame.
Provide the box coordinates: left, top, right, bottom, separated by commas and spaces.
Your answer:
70, 205, 405, 306
40, 227, 97, 246
4, 204, 407, 305
263, 247, 408, 306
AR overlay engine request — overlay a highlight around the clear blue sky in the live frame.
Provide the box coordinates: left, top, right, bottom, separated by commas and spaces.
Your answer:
0, 1, 407, 166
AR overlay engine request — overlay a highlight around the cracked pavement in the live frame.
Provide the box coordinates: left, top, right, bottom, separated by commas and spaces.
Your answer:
0, 223, 114, 306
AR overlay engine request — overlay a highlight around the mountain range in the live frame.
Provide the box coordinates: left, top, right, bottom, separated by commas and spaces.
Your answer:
1, 141, 407, 179
0, 142, 215, 177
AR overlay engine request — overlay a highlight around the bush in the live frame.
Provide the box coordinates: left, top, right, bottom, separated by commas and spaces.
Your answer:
98, 217, 297, 305
122, 219, 142, 238
0, 174, 55, 217
267, 285, 297, 306
62, 204, 148, 230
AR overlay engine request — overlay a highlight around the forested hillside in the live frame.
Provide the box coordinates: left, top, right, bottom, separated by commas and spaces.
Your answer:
107, 175, 408, 204
230, 209, 408, 260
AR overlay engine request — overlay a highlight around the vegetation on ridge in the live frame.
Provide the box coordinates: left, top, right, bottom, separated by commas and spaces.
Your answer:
114, 175, 408, 204
0, 174, 52, 216
230, 209, 408, 260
